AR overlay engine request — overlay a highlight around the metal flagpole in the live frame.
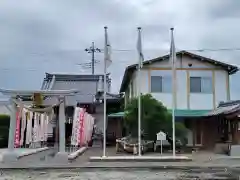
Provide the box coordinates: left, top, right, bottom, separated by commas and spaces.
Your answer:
103, 27, 107, 157
103, 66, 107, 157
103, 26, 111, 157
137, 27, 143, 156
137, 57, 141, 156
170, 27, 176, 157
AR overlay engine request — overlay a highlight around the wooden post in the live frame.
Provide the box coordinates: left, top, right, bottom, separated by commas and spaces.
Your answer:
233, 120, 239, 145
192, 120, 196, 147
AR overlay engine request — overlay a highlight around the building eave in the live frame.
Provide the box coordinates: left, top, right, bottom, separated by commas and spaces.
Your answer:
44, 73, 111, 82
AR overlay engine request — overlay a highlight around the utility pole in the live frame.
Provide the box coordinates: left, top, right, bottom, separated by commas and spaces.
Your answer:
85, 42, 101, 75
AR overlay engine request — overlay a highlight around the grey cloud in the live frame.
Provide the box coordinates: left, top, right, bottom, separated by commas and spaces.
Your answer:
206, 0, 240, 19
0, 0, 240, 98
0, 15, 63, 54
142, 25, 170, 48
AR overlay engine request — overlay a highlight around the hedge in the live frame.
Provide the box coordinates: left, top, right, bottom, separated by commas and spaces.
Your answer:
0, 114, 10, 148
0, 114, 10, 127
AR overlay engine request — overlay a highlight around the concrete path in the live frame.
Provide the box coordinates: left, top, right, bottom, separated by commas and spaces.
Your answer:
0, 147, 240, 179
0, 148, 50, 162
1, 147, 240, 170
17, 148, 57, 164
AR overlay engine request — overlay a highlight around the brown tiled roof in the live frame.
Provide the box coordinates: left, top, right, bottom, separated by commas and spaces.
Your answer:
204, 100, 240, 117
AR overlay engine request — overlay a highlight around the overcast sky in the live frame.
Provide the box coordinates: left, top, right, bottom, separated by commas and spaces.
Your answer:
0, 0, 240, 100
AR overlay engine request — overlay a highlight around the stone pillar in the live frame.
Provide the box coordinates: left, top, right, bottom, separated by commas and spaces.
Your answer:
2, 97, 18, 162
54, 96, 68, 163
58, 96, 66, 152
54, 115, 59, 149
8, 98, 17, 150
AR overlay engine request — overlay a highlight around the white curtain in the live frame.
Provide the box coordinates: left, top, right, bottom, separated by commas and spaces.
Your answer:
84, 113, 95, 144
39, 113, 45, 142
44, 113, 49, 142
162, 76, 172, 92
26, 111, 33, 145
201, 77, 212, 93
20, 109, 27, 146
32, 113, 38, 143
18, 109, 52, 146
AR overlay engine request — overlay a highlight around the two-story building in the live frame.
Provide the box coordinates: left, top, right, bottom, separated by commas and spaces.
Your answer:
119, 50, 239, 149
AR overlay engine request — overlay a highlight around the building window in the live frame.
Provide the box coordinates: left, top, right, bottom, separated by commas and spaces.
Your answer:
190, 77, 212, 93
150, 76, 172, 93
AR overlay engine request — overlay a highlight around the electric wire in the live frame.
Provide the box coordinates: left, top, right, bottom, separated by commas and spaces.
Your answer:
1, 47, 240, 71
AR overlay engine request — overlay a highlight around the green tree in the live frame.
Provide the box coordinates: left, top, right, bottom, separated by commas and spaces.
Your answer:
124, 94, 187, 141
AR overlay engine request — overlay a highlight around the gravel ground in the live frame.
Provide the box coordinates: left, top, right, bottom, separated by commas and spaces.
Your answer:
1, 148, 240, 179
0, 169, 239, 180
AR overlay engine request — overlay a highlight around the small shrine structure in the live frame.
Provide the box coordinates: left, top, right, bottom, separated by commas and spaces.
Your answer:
0, 88, 78, 163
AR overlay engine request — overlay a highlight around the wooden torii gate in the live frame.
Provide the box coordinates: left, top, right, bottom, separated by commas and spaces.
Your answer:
0, 89, 78, 163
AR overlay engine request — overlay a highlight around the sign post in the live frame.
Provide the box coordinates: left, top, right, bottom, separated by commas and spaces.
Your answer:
157, 131, 166, 155
160, 139, 163, 155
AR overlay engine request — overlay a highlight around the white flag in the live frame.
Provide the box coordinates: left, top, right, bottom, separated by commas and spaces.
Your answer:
137, 27, 144, 68
104, 27, 112, 68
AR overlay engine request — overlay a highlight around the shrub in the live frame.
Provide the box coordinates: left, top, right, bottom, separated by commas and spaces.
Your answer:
0, 114, 10, 127
0, 114, 10, 148
124, 94, 187, 141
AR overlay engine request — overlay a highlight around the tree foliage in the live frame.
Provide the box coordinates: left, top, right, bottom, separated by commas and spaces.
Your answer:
124, 94, 187, 141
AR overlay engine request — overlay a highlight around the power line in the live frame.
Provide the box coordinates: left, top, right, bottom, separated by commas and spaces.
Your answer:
189, 48, 240, 52
0, 68, 39, 71
0, 47, 240, 60
0, 67, 88, 72
110, 47, 240, 52
1, 47, 240, 71
0, 58, 135, 71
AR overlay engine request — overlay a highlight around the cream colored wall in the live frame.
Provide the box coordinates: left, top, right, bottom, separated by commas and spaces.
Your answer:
147, 56, 217, 69
188, 70, 214, 109
127, 55, 231, 110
